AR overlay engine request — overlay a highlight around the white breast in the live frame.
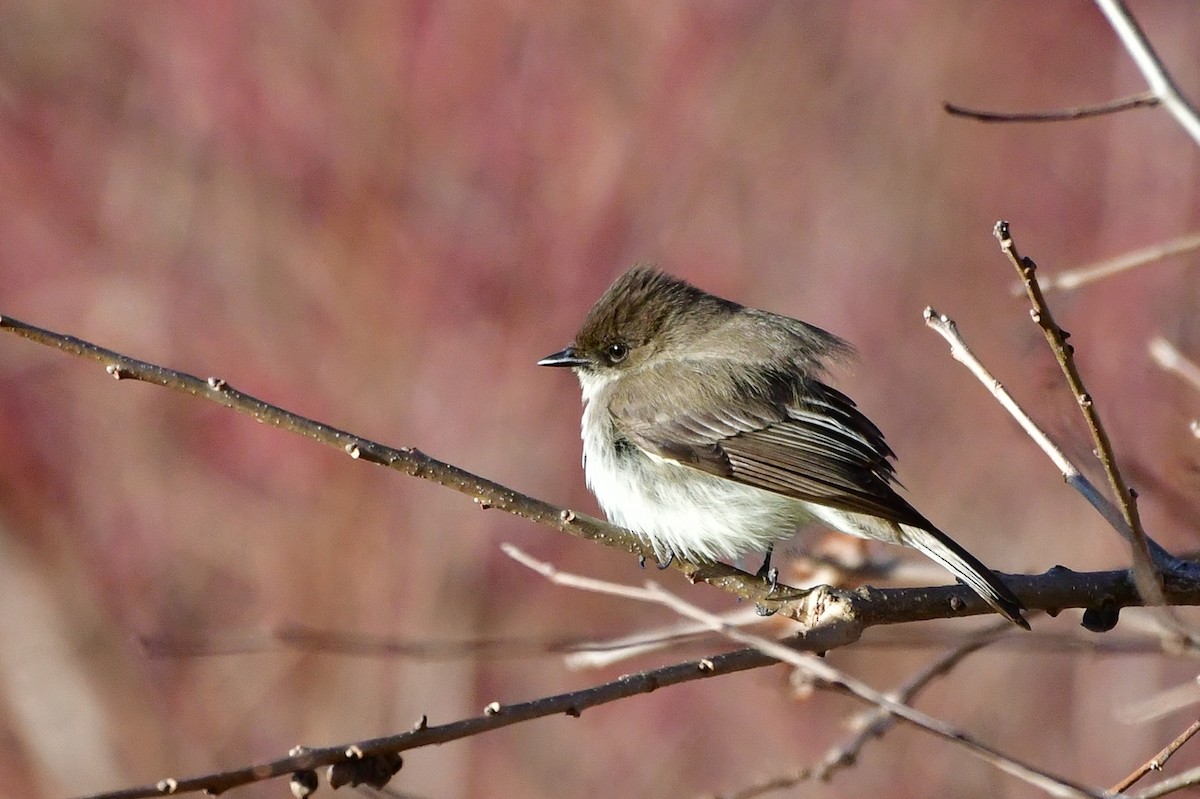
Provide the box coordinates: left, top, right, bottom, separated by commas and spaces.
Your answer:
576, 371, 808, 563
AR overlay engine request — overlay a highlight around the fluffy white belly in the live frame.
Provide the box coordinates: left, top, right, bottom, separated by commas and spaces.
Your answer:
580, 397, 807, 562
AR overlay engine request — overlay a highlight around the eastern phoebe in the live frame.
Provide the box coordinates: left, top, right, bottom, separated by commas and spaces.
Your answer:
539, 266, 1028, 628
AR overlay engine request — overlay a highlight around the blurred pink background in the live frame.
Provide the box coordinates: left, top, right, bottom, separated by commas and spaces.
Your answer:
2, 3, 1200, 798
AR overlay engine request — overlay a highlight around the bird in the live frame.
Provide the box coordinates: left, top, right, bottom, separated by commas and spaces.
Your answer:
538, 265, 1028, 628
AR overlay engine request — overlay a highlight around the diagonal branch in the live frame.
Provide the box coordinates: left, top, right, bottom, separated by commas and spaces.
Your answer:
994, 222, 1184, 632
5, 313, 1200, 632
0, 313, 777, 609
1112, 718, 1200, 793
1037, 231, 1200, 293
1094, 0, 1200, 147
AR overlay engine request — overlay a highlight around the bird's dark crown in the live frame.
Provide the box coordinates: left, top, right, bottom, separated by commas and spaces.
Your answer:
572, 266, 739, 369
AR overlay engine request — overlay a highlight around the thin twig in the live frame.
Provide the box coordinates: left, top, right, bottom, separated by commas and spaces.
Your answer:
562, 606, 766, 670
1112, 718, 1200, 792
1037, 232, 1200, 293
923, 308, 1187, 575
924, 308, 1126, 536
504, 545, 1110, 799
1094, 0, 1200, 147
145, 622, 1200, 662
995, 222, 1180, 629
1117, 678, 1200, 726
74, 644, 779, 799
722, 620, 1016, 798
1149, 338, 1200, 393
714, 620, 1020, 798
944, 92, 1159, 123
1135, 764, 1200, 799
809, 620, 1016, 782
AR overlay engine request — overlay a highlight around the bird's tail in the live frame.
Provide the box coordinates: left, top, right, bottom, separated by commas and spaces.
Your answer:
899, 524, 1029, 629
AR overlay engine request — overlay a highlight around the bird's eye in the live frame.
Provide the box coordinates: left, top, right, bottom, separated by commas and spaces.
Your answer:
605, 342, 629, 363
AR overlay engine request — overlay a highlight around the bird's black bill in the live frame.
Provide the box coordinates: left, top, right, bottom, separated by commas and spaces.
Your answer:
537, 346, 589, 368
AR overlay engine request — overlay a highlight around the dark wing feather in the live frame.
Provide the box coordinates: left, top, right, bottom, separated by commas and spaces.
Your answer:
609, 361, 931, 528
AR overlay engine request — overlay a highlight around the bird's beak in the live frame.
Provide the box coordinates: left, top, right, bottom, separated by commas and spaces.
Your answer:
537, 346, 589, 368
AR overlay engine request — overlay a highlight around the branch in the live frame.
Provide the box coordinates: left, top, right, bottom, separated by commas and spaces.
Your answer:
0, 313, 779, 609
723, 619, 1018, 797
1135, 764, 1200, 799
1094, 0, 1200, 147
994, 222, 1184, 633
923, 308, 1194, 585
1036, 231, 1200, 293
923, 309, 1128, 538
1149, 337, 1200, 394
5, 313, 1200, 635
76, 644, 779, 799
944, 92, 1159, 123
506, 546, 1111, 799
1113, 718, 1200, 793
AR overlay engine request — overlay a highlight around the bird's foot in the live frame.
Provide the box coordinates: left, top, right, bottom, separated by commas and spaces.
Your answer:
638, 553, 674, 570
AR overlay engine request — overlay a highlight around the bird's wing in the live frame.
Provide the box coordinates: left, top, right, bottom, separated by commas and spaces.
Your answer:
608, 360, 931, 528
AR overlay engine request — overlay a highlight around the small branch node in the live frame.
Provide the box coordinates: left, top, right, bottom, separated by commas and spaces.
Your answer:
993, 220, 1012, 249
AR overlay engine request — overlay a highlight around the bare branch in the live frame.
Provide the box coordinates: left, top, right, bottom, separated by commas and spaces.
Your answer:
506, 546, 1111, 799
1118, 679, 1200, 725
1094, 0, 1200, 146
995, 222, 1184, 634
1037, 232, 1200, 293
0, 314, 781, 609
1150, 338, 1200, 394
924, 308, 1128, 536
944, 92, 1159, 123
810, 620, 1016, 779
74, 643, 779, 799
1113, 718, 1200, 793
5, 313, 1200, 636
1135, 764, 1200, 799
923, 307, 1192, 585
